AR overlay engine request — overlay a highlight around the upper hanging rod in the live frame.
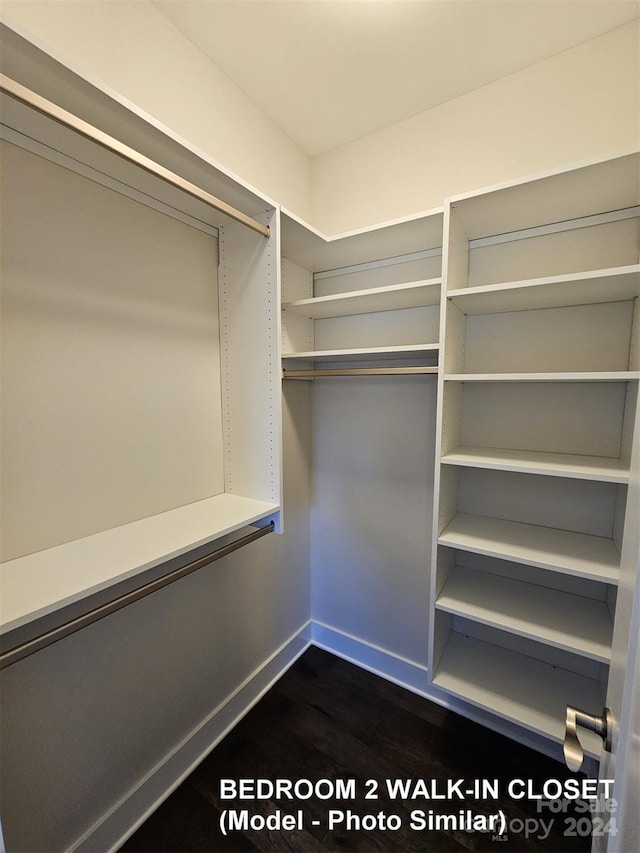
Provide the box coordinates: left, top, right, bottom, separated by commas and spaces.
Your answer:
0, 74, 270, 239
283, 366, 438, 378
0, 521, 274, 670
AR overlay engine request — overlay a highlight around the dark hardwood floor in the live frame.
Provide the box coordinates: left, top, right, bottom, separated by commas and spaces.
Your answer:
120, 647, 592, 853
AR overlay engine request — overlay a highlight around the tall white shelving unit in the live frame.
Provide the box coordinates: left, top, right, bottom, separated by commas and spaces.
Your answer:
430, 151, 640, 760
280, 208, 444, 686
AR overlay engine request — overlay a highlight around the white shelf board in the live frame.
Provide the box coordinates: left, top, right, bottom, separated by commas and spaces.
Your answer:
433, 632, 603, 758
438, 513, 620, 583
449, 152, 639, 239
445, 372, 640, 383
447, 266, 640, 315
0, 493, 279, 635
281, 209, 444, 271
282, 344, 439, 363
441, 446, 630, 483
437, 566, 613, 662
282, 278, 441, 319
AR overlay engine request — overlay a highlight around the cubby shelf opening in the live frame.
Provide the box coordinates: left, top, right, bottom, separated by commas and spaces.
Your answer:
433, 631, 604, 759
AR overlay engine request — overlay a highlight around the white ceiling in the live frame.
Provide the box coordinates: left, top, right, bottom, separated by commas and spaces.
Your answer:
154, 0, 640, 156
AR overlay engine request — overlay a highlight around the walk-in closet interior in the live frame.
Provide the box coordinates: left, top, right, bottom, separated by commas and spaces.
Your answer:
0, 4, 639, 851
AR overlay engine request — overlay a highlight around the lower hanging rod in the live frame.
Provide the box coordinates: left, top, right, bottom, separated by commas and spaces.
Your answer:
283, 366, 438, 378
0, 521, 274, 670
0, 74, 270, 238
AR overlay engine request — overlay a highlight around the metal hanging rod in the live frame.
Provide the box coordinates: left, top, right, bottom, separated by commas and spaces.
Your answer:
0, 74, 270, 239
283, 366, 438, 378
0, 521, 274, 670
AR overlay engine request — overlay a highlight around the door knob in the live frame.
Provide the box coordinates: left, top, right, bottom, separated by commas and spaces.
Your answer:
563, 705, 612, 772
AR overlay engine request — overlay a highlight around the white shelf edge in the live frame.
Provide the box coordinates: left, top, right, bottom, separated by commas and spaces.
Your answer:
446, 265, 640, 314
433, 632, 604, 758
438, 513, 620, 584
281, 204, 445, 247
447, 151, 639, 241
0, 493, 279, 636
282, 344, 440, 363
448, 148, 639, 206
441, 445, 630, 483
280, 206, 444, 269
436, 566, 613, 662
444, 372, 640, 383
282, 278, 441, 319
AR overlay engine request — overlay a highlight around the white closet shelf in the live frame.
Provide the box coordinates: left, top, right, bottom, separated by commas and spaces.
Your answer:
282, 344, 439, 363
0, 493, 279, 636
281, 209, 444, 272
438, 513, 619, 583
449, 152, 638, 239
436, 566, 613, 662
433, 632, 603, 758
446, 265, 640, 315
282, 278, 441, 319
444, 372, 640, 382
441, 446, 630, 483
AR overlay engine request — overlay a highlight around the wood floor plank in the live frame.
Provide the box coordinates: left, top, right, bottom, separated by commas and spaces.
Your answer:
273, 661, 383, 745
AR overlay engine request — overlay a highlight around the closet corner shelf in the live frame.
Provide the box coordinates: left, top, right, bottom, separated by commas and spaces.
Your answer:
446, 265, 640, 315
444, 371, 640, 383
438, 513, 620, 583
440, 446, 630, 483
436, 565, 613, 662
282, 344, 439, 363
0, 493, 279, 636
432, 633, 603, 758
282, 278, 441, 319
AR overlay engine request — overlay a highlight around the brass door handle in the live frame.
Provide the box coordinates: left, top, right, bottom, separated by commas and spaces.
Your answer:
563, 705, 612, 772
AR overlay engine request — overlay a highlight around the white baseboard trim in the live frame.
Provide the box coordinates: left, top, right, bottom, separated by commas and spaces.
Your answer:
74, 621, 312, 853
310, 620, 589, 773
311, 620, 430, 694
